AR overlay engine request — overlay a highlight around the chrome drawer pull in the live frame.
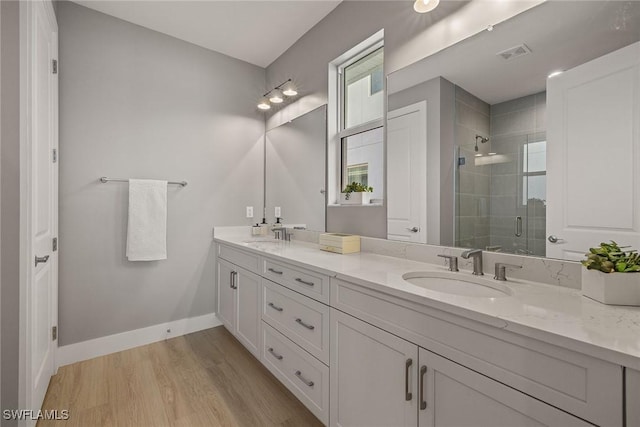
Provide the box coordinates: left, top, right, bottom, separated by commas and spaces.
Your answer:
268, 302, 284, 312
268, 347, 283, 360
405, 358, 413, 401
268, 267, 284, 275
295, 277, 315, 286
35, 255, 50, 267
295, 370, 314, 387
420, 365, 427, 410
295, 318, 315, 330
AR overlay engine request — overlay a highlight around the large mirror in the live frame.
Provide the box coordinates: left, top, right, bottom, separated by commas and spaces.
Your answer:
387, 0, 640, 261
265, 105, 327, 231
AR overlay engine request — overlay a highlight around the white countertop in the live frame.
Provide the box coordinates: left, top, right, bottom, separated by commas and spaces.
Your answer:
214, 228, 640, 370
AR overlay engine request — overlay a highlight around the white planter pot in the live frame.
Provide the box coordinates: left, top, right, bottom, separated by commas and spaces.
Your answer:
340, 192, 371, 205
581, 269, 640, 306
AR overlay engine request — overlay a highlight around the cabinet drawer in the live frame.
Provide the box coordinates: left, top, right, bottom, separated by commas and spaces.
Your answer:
217, 244, 260, 274
332, 277, 622, 427
262, 322, 329, 425
263, 259, 329, 304
262, 279, 330, 364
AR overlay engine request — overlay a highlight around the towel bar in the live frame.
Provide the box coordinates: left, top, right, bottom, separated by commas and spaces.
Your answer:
99, 177, 187, 187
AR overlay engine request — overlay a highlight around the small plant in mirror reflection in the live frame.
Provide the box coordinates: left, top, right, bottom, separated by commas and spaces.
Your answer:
582, 241, 640, 273
342, 182, 373, 200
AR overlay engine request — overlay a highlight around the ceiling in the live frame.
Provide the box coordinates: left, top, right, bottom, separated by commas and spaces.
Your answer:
389, 1, 640, 105
71, 0, 342, 68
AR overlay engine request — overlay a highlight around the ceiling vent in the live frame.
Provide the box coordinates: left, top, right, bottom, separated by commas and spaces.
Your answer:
496, 44, 532, 61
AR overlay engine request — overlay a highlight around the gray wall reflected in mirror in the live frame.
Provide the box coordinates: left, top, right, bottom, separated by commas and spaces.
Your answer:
386, 0, 640, 261
265, 105, 327, 231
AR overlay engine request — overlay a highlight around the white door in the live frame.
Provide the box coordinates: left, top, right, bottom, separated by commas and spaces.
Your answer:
25, 0, 58, 416
546, 42, 640, 260
216, 259, 236, 333
417, 348, 591, 427
387, 101, 427, 243
234, 269, 261, 358
330, 309, 418, 427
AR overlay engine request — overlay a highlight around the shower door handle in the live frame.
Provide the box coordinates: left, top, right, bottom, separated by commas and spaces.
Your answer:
514, 216, 522, 237
548, 235, 563, 244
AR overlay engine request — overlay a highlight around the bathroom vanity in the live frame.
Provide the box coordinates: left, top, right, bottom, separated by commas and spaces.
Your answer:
214, 227, 640, 427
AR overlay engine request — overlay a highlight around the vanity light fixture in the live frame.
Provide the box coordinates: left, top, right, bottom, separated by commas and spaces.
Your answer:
413, 0, 440, 13
257, 79, 298, 110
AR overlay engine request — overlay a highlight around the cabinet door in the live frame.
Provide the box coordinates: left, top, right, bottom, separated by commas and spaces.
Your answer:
235, 268, 262, 358
217, 259, 236, 333
330, 309, 418, 427
417, 348, 592, 427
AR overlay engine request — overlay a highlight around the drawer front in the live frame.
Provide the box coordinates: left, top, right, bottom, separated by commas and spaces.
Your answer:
262, 322, 329, 425
263, 259, 329, 304
262, 279, 330, 364
217, 244, 260, 274
332, 277, 622, 427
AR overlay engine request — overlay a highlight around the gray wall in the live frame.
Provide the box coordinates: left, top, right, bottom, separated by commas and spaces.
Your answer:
454, 86, 491, 249
1, 0, 21, 421
58, 2, 265, 346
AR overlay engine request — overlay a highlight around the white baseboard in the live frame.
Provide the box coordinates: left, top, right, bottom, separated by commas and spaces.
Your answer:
57, 313, 222, 367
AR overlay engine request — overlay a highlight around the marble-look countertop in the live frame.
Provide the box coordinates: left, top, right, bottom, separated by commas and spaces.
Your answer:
214, 227, 640, 370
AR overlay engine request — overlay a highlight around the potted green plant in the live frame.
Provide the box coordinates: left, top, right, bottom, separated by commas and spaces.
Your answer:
340, 182, 373, 205
581, 241, 640, 306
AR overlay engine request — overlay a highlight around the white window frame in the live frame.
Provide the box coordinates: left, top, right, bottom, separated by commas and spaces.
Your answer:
328, 30, 384, 205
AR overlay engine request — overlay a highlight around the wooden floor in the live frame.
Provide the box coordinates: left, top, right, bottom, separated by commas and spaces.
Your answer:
40, 326, 323, 427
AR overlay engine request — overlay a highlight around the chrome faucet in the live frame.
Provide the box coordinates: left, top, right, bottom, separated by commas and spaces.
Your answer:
437, 254, 459, 272
461, 249, 483, 275
494, 263, 522, 281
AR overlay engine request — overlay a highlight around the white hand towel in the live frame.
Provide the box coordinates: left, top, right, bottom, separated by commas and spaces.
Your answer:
126, 179, 168, 261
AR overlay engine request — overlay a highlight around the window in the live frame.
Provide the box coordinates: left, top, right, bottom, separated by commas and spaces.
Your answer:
337, 43, 384, 201
522, 140, 546, 205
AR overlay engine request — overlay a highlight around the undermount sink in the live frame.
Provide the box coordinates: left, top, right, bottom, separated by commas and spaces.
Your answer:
402, 271, 512, 298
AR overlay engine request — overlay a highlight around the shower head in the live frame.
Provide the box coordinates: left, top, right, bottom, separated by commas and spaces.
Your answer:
474, 135, 489, 152
475, 135, 489, 144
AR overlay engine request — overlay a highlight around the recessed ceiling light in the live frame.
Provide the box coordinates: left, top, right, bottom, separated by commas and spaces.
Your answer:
414, 0, 440, 14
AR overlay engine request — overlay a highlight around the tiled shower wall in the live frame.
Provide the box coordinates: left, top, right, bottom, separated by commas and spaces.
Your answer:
455, 87, 491, 249
489, 92, 547, 256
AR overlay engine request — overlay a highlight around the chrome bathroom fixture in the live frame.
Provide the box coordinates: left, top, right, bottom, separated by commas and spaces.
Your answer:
99, 177, 188, 187
474, 134, 489, 152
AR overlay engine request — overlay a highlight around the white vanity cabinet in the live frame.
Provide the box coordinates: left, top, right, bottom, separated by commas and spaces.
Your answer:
216, 248, 262, 358
331, 309, 592, 427
331, 277, 623, 427
627, 369, 640, 427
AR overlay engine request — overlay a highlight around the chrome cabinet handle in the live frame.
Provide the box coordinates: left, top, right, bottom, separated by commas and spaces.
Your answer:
268, 267, 283, 275
295, 277, 314, 287
230, 271, 238, 289
35, 255, 50, 267
268, 347, 283, 360
405, 358, 413, 401
295, 370, 314, 387
295, 318, 315, 330
407, 227, 419, 233
419, 366, 427, 410
229, 271, 237, 289
268, 302, 283, 312
514, 216, 522, 237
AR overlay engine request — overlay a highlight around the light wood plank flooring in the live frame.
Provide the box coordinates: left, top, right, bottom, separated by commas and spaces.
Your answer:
39, 326, 323, 427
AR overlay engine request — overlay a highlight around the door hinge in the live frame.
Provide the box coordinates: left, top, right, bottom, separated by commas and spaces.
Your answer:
52, 237, 58, 252
52, 326, 57, 341
52, 148, 57, 163
52, 59, 58, 74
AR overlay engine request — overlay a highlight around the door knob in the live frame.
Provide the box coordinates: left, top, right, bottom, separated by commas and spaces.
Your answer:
35, 255, 50, 267
407, 227, 419, 233
547, 235, 562, 243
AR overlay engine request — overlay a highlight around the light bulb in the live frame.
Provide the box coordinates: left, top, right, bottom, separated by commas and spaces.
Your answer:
269, 89, 284, 104
282, 82, 298, 97
414, 0, 440, 13
257, 98, 271, 110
